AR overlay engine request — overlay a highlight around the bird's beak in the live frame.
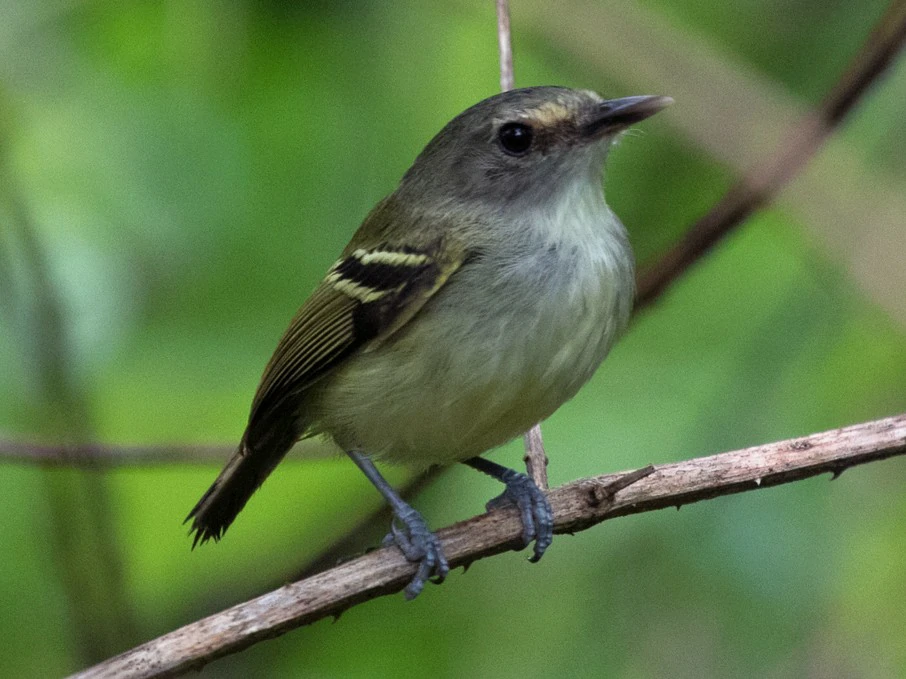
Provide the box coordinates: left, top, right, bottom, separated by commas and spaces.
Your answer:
583, 95, 673, 138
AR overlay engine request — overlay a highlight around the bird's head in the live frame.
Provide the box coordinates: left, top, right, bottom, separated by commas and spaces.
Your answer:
399, 86, 672, 210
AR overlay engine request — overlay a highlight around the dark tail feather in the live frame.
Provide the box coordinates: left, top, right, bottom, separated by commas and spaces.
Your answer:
185, 435, 292, 548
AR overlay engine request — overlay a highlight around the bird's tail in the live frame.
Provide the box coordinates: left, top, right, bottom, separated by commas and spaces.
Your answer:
185, 432, 293, 547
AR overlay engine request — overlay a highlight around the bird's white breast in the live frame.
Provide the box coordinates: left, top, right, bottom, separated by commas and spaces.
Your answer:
313, 179, 634, 466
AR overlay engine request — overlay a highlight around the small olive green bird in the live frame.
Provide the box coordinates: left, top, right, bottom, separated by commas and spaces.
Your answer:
187, 86, 671, 598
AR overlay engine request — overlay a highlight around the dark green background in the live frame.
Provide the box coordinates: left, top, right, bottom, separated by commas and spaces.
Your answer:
2, 1, 905, 677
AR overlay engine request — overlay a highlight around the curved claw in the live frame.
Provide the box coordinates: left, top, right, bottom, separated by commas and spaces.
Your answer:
387, 507, 449, 600
486, 471, 553, 563
383, 516, 421, 559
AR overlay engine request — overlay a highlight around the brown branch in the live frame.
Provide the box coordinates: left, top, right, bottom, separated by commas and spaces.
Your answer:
634, 0, 906, 309
0, 438, 235, 466
71, 413, 906, 679
496, 0, 514, 91
523, 426, 549, 489
494, 0, 551, 490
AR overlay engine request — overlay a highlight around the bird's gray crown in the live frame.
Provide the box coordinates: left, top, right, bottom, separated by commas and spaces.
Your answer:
397, 87, 668, 209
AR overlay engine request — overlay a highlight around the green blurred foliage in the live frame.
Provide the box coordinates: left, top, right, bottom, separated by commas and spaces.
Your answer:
1, 1, 905, 677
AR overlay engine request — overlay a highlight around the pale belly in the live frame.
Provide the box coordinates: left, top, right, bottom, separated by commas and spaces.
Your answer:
307, 241, 633, 466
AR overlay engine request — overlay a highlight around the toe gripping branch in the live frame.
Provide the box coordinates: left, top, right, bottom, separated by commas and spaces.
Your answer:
347, 451, 449, 600
463, 456, 553, 562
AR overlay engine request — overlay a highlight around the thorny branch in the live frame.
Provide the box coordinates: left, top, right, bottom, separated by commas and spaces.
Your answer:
71, 414, 906, 679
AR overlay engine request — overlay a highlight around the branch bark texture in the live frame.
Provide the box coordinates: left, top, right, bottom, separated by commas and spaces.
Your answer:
71, 413, 906, 679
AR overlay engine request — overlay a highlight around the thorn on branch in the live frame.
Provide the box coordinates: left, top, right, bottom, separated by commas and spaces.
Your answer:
830, 465, 848, 480
584, 464, 656, 507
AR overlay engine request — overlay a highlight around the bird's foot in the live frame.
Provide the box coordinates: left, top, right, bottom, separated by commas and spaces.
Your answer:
486, 469, 553, 562
381, 506, 449, 599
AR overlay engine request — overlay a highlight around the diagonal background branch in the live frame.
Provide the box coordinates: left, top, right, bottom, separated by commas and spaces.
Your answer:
71, 413, 906, 679
633, 0, 906, 309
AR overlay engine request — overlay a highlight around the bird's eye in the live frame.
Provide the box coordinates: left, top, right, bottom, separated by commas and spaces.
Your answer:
498, 122, 533, 156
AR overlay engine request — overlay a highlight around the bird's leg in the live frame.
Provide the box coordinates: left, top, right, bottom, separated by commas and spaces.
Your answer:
463, 456, 553, 562
346, 450, 449, 599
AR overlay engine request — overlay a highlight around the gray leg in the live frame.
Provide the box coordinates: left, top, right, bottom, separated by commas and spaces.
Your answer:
347, 450, 449, 599
463, 456, 553, 562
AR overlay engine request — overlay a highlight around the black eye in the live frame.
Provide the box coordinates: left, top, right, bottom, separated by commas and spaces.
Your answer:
498, 122, 533, 155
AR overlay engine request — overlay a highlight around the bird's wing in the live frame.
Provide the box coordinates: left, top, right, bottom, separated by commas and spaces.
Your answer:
245, 233, 466, 441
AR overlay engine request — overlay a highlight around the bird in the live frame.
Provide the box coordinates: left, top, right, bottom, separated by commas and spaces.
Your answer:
187, 86, 672, 599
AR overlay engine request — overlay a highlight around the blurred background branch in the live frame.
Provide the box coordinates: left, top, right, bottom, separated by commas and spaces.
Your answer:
0, 438, 235, 465
496, 0, 515, 91
493, 0, 552, 491
634, 0, 906, 309
0, 159, 137, 664
517, 0, 906, 324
